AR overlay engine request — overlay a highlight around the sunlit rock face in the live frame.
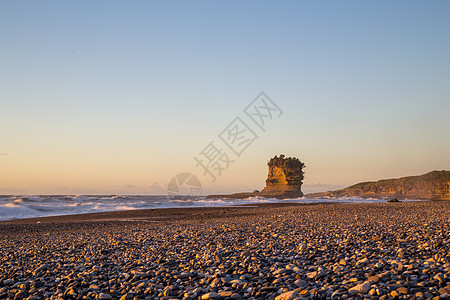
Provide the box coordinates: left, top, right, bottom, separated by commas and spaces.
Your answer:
312, 170, 450, 200
260, 155, 305, 198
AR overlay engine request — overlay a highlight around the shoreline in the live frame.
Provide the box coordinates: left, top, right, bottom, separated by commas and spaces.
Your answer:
0, 202, 339, 225
1, 201, 449, 299
0, 200, 430, 225
0, 197, 431, 224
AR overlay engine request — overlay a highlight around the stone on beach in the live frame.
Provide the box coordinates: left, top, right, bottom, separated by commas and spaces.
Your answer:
348, 281, 371, 294
275, 290, 299, 300
201, 291, 221, 299
294, 279, 307, 287
98, 293, 112, 299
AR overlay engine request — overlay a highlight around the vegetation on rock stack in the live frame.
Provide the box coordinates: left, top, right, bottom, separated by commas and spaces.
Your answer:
267, 154, 305, 179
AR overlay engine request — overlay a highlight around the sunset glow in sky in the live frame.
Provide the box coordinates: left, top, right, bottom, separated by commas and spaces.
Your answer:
1, 1, 449, 195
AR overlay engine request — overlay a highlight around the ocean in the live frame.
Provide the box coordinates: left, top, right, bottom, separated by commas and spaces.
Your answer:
0, 195, 394, 221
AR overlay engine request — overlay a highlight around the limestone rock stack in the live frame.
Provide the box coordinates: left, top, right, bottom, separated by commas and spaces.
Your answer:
259, 155, 305, 198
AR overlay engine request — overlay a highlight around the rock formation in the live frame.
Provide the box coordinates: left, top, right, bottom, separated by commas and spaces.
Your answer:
309, 170, 450, 200
206, 154, 305, 199
259, 155, 305, 198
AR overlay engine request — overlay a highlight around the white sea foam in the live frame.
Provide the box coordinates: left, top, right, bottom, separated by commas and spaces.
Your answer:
0, 195, 417, 221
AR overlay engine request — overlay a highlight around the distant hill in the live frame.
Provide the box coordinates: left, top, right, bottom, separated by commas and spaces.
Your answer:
308, 170, 450, 200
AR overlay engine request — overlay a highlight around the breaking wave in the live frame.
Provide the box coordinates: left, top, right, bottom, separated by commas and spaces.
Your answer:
0, 194, 404, 221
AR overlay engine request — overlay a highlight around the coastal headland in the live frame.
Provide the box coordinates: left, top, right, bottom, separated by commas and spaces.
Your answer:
1, 201, 450, 299
309, 170, 450, 200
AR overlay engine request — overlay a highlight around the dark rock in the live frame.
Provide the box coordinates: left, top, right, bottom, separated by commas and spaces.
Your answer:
388, 198, 402, 202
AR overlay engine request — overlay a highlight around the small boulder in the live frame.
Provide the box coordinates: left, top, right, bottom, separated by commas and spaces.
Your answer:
176, 272, 193, 279
298, 243, 307, 252
201, 292, 221, 299
388, 198, 401, 202
275, 290, 300, 300
294, 279, 307, 287
273, 268, 288, 276
98, 293, 112, 300
349, 282, 371, 294
119, 293, 134, 300
368, 275, 380, 283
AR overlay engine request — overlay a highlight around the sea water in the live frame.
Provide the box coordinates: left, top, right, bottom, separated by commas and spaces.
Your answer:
0, 195, 393, 221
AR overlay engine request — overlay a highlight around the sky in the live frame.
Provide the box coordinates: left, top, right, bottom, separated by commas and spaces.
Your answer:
1, 1, 449, 195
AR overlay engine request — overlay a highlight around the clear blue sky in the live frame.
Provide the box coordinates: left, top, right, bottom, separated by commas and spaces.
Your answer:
1, 1, 449, 195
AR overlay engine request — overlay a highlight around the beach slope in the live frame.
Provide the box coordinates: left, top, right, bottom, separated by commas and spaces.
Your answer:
1, 202, 449, 299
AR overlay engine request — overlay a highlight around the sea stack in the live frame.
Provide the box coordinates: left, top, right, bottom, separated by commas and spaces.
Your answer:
259, 154, 305, 198
206, 154, 306, 199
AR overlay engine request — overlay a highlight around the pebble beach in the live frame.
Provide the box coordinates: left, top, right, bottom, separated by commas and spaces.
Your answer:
0, 201, 449, 300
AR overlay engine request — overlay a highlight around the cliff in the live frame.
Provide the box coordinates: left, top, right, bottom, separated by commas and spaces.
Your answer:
309, 170, 450, 200
259, 155, 305, 198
